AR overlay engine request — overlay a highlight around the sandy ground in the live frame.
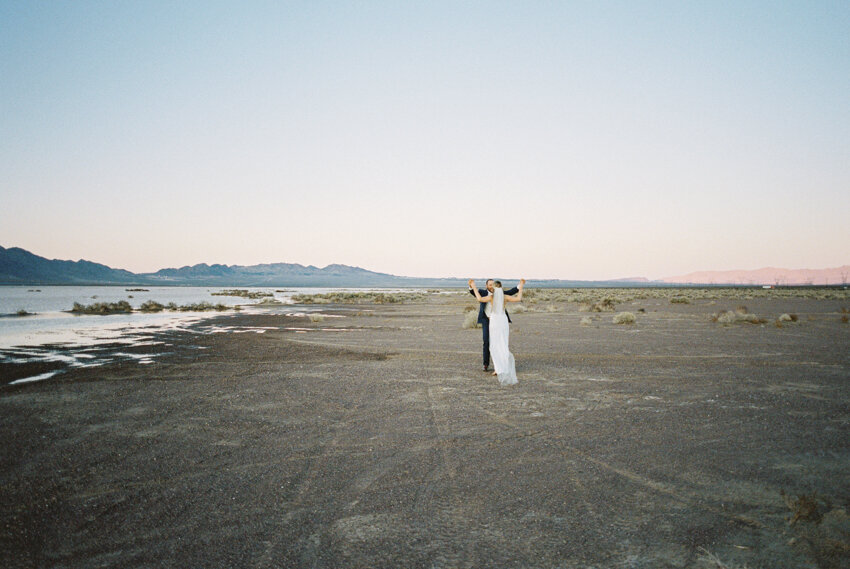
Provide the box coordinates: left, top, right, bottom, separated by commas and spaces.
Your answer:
1, 294, 849, 568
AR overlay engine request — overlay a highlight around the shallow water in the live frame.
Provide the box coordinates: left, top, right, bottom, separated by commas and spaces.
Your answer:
0, 285, 416, 349
0, 286, 421, 384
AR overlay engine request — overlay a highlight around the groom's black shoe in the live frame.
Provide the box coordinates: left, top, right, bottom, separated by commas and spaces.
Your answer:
483, 365, 490, 372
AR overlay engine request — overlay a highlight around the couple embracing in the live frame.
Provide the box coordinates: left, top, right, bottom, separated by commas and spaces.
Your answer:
468, 278, 526, 386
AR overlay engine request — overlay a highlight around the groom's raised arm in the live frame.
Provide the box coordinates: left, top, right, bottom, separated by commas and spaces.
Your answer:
504, 285, 520, 296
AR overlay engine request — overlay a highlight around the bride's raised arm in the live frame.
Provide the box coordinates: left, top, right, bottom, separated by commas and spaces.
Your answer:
468, 279, 492, 303
504, 278, 526, 303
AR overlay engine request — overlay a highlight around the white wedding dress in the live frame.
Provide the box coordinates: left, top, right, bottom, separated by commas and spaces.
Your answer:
489, 288, 518, 386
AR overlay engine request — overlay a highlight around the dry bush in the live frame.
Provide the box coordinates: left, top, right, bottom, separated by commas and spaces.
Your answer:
70, 301, 133, 314
580, 316, 593, 326
714, 311, 766, 325
579, 298, 616, 312
463, 310, 481, 329
139, 300, 165, 313
696, 547, 749, 569
212, 289, 272, 299
293, 292, 425, 304
308, 314, 324, 323
781, 490, 826, 525
778, 313, 796, 322
842, 315, 849, 324
670, 296, 690, 304
512, 304, 527, 313
613, 312, 636, 325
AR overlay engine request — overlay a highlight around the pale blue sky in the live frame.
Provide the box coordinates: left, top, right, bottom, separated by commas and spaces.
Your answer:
2, 1, 848, 279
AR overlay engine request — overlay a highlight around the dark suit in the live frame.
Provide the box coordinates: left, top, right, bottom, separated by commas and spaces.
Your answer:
468, 285, 519, 368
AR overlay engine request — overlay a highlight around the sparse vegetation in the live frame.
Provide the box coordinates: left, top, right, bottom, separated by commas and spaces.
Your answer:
293, 292, 425, 304
71, 301, 133, 315
579, 299, 616, 312
139, 301, 165, 312
515, 287, 850, 304
778, 313, 797, 322
580, 316, 593, 326
781, 490, 826, 526
463, 309, 481, 329
175, 302, 229, 312
670, 296, 690, 304
16, 309, 32, 316
211, 289, 273, 299
70, 300, 231, 314
125, 288, 149, 292
712, 310, 767, 325
308, 314, 325, 323
613, 312, 636, 325
255, 297, 284, 305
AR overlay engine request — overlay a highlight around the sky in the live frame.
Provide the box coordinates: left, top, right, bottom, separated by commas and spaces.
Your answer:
1, 1, 848, 280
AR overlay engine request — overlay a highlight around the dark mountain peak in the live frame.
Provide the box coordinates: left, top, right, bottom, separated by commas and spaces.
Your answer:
0, 245, 139, 284
151, 263, 235, 278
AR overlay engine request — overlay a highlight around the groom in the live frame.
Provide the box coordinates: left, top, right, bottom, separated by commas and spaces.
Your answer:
468, 279, 521, 372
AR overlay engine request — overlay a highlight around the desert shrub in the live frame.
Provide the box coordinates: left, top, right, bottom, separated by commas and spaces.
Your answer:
714, 310, 766, 325
174, 302, 229, 312
308, 314, 324, 323
670, 297, 690, 304
613, 312, 636, 325
735, 305, 749, 314
292, 292, 424, 305
211, 289, 272, 299
778, 313, 796, 322
255, 297, 283, 305
781, 490, 826, 526
580, 316, 593, 326
579, 298, 616, 312
842, 315, 849, 324
512, 304, 527, 313
463, 310, 481, 329
16, 309, 31, 316
71, 301, 133, 314
139, 301, 165, 313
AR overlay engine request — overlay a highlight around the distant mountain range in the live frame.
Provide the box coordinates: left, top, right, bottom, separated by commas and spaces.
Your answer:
1, 246, 846, 287
662, 266, 850, 286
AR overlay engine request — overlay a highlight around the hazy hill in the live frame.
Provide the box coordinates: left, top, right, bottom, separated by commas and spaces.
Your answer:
662, 266, 850, 286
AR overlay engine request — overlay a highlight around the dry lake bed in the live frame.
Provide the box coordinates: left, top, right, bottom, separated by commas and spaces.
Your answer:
1, 290, 849, 568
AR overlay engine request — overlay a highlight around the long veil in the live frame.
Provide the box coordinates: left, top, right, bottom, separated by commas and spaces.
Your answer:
493, 287, 505, 315
489, 287, 517, 385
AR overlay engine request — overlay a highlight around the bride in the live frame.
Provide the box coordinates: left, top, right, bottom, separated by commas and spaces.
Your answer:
468, 278, 525, 386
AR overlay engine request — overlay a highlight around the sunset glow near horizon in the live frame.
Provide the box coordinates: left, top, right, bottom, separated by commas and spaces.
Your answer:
2, 1, 848, 281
